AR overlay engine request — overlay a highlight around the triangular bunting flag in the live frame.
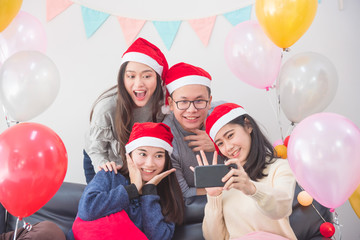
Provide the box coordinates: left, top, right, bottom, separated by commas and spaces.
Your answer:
46, 0, 73, 22
188, 16, 217, 46
152, 21, 181, 50
117, 17, 146, 46
81, 6, 110, 38
223, 5, 253, 26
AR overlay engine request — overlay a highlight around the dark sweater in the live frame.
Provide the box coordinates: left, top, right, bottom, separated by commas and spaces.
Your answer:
162, 101, 226, 198
77, 170, 175, 240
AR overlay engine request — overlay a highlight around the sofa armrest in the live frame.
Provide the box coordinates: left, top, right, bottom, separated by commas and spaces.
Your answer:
6, 182, 86, 235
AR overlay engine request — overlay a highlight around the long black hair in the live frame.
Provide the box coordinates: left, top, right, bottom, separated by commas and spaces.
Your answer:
89, 62, 165, 174
228, 114, 276, 181
115, 62, 164, 174
156, 152, 184, 225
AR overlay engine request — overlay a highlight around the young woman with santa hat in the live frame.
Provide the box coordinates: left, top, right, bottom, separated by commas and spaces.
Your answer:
72, 122, 184, 240
199, 103, 297, 240
83, 38, 169, 183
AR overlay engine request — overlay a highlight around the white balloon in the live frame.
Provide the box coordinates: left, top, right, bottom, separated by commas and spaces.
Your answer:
0, 51, 60, 122
276, 52, 338, 123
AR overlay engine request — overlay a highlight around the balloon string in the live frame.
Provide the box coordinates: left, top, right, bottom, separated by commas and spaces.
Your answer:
13, 217, 19, 240
285, 122, 296, 137
2, 105, 19, 128
332, 211, 343, 240
298, 184, 327, 222
269, 48, 287, 141
276, 88, 284, 141
266, 86, 284, 141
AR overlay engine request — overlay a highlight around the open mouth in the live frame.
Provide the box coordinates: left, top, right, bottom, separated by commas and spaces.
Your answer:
134, 90, 147, 100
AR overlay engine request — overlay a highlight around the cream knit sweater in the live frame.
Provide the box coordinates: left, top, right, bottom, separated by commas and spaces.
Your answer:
202, 158, 297, 240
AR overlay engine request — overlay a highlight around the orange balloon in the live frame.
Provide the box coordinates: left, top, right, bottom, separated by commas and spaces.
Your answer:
255, 0, 318, 49
274, 144, 287, 159
298, 190, 313, 206
349, 184, 360, 219
0, 0, 23, 32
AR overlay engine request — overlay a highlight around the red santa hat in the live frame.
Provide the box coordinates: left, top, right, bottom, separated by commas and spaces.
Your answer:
165, 62, 212, 95
120, 38, 168, 80
125, 122, 173, 154
205, 103, 247, 141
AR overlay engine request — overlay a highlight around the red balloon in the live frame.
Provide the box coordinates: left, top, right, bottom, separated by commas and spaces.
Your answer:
283, 135, 290, 147
320, 222, 335, 238
0, 122, 67, 219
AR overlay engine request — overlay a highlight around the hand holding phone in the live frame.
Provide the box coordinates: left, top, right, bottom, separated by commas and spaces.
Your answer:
194, 163, 237, 188
193, 150, 237, 188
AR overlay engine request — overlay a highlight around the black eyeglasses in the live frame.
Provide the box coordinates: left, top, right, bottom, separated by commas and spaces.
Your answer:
171, 98, 209, 110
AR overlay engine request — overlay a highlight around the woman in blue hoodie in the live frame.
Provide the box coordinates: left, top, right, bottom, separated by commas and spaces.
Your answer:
72, 122, 184, 240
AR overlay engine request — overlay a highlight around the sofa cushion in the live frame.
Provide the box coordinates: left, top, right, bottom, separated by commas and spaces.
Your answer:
173, 222, 204, 240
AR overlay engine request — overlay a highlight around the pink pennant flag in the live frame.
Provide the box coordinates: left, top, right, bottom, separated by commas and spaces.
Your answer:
188, 16, 217, 46
46, 0, 73, 22
117, 17, 146, 46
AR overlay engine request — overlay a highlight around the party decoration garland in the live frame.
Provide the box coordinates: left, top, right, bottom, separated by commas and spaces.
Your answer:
46, 0, 254, 49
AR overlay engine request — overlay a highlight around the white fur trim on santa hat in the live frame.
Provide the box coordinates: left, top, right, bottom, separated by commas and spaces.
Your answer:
166, 75, 211, 94
125, 136, 173, 154
209, 107, 247, 140
120, 52, 163, 77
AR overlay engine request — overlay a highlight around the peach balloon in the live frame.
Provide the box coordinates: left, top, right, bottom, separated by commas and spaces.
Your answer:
297, 190, 313, 206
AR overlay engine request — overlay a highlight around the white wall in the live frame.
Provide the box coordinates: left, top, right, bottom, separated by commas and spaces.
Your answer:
1, 0, 359, 238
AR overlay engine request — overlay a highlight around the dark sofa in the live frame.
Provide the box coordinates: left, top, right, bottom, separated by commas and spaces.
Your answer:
1, 182, 332, 240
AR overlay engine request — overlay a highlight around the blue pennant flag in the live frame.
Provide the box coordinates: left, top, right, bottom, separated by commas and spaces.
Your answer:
81, 6, 110, 38
153, 21, 181, 50
223, 5, 253, 26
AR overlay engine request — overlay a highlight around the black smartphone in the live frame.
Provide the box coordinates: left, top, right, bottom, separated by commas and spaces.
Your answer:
194, 164, 237, 188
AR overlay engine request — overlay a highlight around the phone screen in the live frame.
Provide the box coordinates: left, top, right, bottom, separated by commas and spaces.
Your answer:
194, 164, 236, 188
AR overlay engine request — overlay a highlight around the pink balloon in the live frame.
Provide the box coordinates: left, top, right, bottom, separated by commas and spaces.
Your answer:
272, 139, 283, 148
0, 11, 47, 66
288, 112, 360, 209
224, 20, 282, 89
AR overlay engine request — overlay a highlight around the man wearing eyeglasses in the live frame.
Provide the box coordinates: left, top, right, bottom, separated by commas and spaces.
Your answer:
163, 62, 225, 198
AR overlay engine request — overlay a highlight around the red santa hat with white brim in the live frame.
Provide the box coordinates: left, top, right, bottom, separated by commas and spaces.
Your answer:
125, 122, 173, 154
165, 62, 212, 95
120, 38, 168, 80
205, 103, 247, 141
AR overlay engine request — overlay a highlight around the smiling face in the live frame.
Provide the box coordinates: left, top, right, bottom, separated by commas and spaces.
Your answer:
169, 84, 212, 132
131, 146, 166, 182
214, 123, 252, 166
124, 61, 158, 107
